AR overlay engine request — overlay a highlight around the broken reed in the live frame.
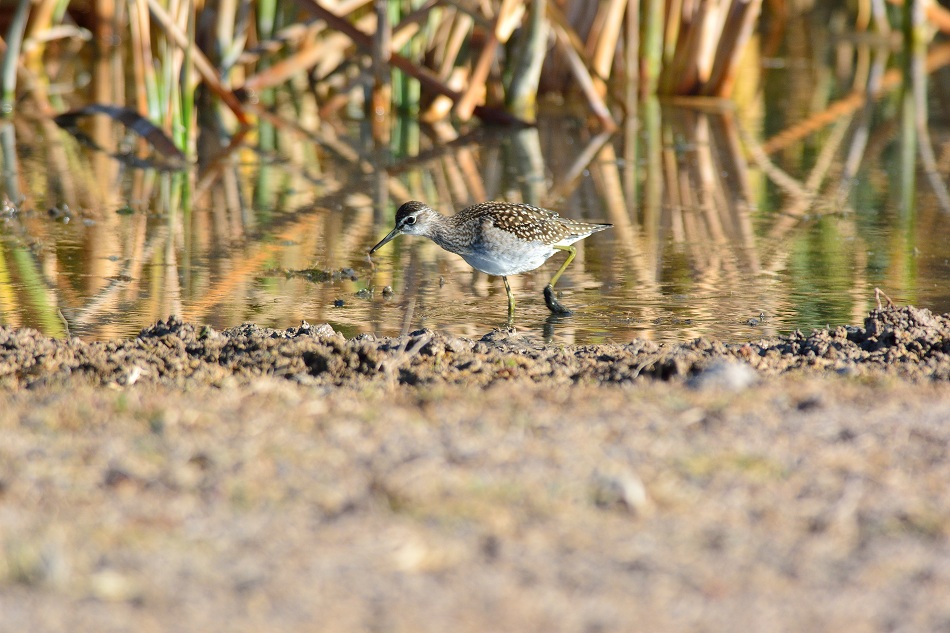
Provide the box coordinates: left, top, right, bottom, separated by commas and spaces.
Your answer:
8, 0, 941, 147
0, 0, 773, 143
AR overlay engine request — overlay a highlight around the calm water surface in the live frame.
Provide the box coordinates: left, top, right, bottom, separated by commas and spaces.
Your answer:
2, 28, 950, 344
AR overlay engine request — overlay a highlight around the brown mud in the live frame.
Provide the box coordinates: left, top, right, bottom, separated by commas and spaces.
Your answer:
1, 305, 949, 390
1, 305, 950, 632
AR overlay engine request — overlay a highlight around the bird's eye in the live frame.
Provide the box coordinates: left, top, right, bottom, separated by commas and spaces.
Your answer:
404, 216, 416, 225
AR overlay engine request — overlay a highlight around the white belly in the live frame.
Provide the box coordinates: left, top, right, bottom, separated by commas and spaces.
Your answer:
458, 242, 556, 276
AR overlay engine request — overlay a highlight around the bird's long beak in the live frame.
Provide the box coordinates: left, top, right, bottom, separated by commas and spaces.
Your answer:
369, 227, 401, 254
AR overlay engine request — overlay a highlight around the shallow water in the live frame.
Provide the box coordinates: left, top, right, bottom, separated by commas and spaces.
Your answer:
2, 23, 950, 344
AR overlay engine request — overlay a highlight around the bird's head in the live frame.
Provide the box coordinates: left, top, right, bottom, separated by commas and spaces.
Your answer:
369, 201, 439, 253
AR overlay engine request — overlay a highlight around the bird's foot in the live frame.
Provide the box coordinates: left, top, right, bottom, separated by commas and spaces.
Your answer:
544, 285, 574, 316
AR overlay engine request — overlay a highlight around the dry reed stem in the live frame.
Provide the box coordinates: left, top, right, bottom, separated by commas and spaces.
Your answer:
371, 0, 392, 138
589, 0, 628, 97
546, 4, 617, 130
702, 0, 762, 97
238, 21, 320, 65
22, 0, 60, 68
94, 0, 116, 45
129, 0, 152, 116
240, 35, 330, 93
454, 0, 524, 120
439, 10, 474, 79
623, 0, 639, 163
668, 0, 713, 94
664, 0, 684, 63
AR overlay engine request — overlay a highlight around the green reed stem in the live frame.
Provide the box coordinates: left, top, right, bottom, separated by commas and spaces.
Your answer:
52, 0, 70, 22
390, 0, 406, 112
258, 0, 277, 39
903, 0, 925, 52
180, 0, 196, 158
641, 0, 663, 95
1, 0, 32, 116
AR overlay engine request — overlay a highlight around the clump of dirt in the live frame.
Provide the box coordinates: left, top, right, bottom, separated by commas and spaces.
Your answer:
0, 306, 948, 390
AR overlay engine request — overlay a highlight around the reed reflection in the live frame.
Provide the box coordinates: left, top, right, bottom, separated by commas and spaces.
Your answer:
2, 32, 950, 342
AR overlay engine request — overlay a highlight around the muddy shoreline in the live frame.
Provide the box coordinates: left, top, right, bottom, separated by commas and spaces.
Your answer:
2, 306, 950, 632
2, 305, 949, 390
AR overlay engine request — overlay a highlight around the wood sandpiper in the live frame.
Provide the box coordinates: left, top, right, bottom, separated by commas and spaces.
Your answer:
369, 200, 612, 324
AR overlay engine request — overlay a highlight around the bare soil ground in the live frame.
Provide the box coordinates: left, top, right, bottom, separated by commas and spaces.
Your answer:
1, 305, 950, 632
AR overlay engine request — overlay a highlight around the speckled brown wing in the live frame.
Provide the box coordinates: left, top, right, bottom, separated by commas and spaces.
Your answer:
557, 216, 613, 240
458, 202, 575, 245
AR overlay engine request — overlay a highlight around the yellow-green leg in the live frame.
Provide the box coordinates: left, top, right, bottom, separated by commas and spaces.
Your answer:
503, 276, 516, 326
544, 245, 576, 315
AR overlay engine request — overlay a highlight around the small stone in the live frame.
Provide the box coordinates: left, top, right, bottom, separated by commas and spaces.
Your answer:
591, 467, 652, 516
688, 360, 757, 392
90, 569, 139, 602
311, 323, 337, 338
